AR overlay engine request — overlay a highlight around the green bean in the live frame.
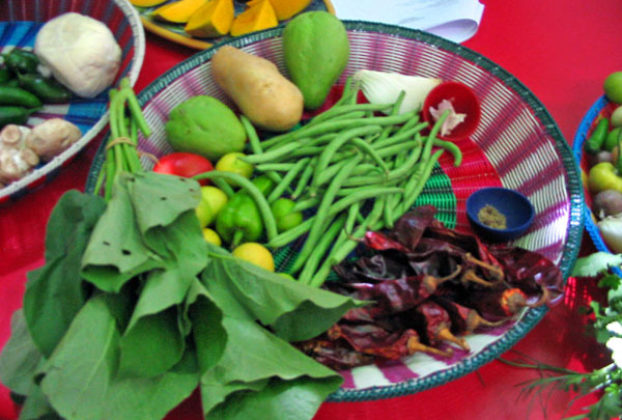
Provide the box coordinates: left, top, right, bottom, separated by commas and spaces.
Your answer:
297, 214, 347, 284
308, 103, 393, 125
383, 193, 396, 229
332, 76, 356, 108
371, 121, 427, 149
341, 144, 422, 187
267, 158, 309, 203
262, 112, 416, 150
291, 159, 316, 199
350, 137, 389, 173
375, 140, 420, 159
241, 115, 263, 154
422, 109, 450, 161
394, 112, 425, 136
211, 177, 235, 198
242, 142, 301, 164
397, 149, 444, 217
266, 217, 314, 248
310, 196, 385, 287
256, 163, 297, 172
292, 196, 320, 212
290, 156, 361, 273
328, 187, 403, 216
432, 138, 463, 166
193, 170, 278, 241
344, 202, 361, 236
290, 145, 326, 157
310, 125, 382, 192
121, 78, 151, 137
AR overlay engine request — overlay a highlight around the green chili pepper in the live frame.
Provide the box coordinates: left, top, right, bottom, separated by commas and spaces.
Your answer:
0, 85, 42, 108
17, 73, 72, 104
585, 117, 609, 154
0, 79, 20, 89
0, 106, 39, 129
4, 48, 39, 74
0, 68, 12, 84
214, 175, 275, 248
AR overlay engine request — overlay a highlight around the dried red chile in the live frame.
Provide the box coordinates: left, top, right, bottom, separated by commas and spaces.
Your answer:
298, 205, 564, 369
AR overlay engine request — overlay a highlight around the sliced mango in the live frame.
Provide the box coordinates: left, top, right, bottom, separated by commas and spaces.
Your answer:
267, 0, 312, 21
230, 0, 278, 37
152, 0, 208, 24
185, 0, 234, 38
130, 0, 168, 7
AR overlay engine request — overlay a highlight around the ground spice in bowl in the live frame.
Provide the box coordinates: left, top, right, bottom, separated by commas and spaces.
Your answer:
477, 204, 507, 229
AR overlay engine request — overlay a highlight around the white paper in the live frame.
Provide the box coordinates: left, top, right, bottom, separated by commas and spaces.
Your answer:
331, 0, 485, 44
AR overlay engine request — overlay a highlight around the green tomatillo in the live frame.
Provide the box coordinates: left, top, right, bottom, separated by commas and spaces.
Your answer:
271, 198, 304, 232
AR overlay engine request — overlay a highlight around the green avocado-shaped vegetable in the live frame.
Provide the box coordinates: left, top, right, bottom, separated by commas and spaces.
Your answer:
283, 11, 349, 110
165, 95, 246, 161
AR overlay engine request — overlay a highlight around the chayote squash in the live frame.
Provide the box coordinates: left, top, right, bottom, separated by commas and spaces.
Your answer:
164, 95, 246, 161
283, 11, 349, 110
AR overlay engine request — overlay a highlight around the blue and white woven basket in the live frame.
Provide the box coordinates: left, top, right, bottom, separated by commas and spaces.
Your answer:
0, 0, 145, 203
572, 94, 622, 277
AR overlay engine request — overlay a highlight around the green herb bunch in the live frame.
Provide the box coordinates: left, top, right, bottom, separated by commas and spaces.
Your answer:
503, 252, 622, 420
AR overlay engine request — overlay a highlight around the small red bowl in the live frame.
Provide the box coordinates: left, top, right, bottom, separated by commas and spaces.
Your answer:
422, 81, 481, 141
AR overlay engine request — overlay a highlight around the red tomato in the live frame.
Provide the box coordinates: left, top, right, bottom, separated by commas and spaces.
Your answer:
152, 152, 213, 185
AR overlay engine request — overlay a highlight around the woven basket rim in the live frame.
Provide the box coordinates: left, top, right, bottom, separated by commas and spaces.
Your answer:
0, 0, 146, 202
85, 20, 585, 402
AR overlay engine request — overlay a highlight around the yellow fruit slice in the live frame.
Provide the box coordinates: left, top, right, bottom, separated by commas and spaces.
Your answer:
267, 0, 312, 21
130, 0, 168, 7
230, 0, 278, 37
185, 0, 235, 38
232, 242, 275, 272
152, 0, 208, 24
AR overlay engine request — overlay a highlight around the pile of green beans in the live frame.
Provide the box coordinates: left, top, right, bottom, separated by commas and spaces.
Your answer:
241, 79, 463, 287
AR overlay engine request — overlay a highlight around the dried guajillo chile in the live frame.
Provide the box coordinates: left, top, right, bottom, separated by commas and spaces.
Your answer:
298, 205, 563, 369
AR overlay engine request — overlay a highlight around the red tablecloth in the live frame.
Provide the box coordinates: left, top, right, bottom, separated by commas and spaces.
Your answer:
2, 0, 621, 418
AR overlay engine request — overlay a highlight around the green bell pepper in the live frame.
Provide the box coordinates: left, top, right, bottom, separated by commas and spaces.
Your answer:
215, 175, 274, 247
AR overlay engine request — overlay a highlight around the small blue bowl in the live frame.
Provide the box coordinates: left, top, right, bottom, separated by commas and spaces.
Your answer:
466, 187, 535, 242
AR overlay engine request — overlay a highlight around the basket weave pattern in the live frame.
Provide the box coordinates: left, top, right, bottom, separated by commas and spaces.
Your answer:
86, 22, 584, 401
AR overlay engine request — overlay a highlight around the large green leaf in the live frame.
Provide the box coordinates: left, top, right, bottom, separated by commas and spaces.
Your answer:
23, 191, 106, 356
127, 172, 202, 239
200, 314, 342, 419
39, 294, 199, 420
185, 279, 226, 375
125, 210, 208, 333
118, 306, 186, 378
18, 382, 60, 420
39, 294, 121, 419
81, 179, 162, 293
203, 243, 364, 341
0, 310, 43, 396
206, 376, 340, 420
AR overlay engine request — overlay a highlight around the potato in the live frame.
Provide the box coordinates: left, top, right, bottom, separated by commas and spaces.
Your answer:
211, 45, 303, 132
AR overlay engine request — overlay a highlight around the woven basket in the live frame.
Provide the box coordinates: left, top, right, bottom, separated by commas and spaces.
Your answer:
86, 21, 584, 401
0, 0, 145, 204
572, 95, 622, 276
